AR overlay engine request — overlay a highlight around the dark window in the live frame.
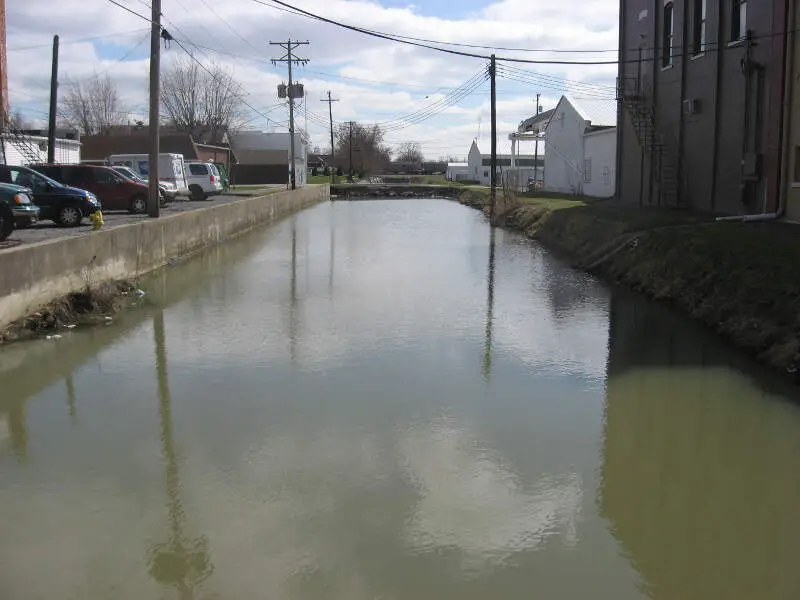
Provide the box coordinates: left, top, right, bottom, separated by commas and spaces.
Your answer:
662, 2, 675, 67
584, 159, 592, 183
692, 0, 707, 55
189, 163, 209, 176
93, 168, 122, 184
63, 167, 89, 186
731, 0, 746, 40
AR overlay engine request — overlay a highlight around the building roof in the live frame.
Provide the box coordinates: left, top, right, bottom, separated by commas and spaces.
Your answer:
518, 108, 556, 133
563, 95, 617, 128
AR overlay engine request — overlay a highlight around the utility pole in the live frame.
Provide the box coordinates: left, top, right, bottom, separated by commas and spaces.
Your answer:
348, 121, 354, 182
147, 0, 161, 217
321, 90, 338, 184
271, 39, 309, 191
46, 35, 58, 163
489, 54, 497, 220
534, 92, 541, 187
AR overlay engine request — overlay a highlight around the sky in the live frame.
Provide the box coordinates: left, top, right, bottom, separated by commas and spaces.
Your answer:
6, 0, 620, 159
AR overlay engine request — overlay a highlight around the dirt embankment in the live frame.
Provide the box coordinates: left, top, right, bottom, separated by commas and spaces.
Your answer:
0, 280, 138, 345
458, 189, 800, 377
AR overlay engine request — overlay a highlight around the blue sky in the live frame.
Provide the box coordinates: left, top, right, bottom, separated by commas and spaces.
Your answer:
6, 0, 620, 158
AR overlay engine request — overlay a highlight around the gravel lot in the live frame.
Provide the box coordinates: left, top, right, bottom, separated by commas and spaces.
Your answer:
0, 187, 284, 250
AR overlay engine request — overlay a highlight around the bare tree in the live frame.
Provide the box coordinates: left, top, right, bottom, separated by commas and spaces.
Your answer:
160, 57, 245, 143
395, 142, 423, 163
61, 74, 125, 135
333, 122, 391, 176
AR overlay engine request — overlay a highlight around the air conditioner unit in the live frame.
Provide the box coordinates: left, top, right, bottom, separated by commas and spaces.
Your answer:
683, 98, 701, 115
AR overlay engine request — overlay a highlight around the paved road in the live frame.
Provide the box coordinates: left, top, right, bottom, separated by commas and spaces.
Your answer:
0, 188, 284, 250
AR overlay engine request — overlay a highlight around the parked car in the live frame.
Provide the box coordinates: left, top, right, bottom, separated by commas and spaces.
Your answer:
111, 166, 167, 205
30, 164, 152, 214
0, 165, 100, 227
107, 153, 188, 201
0, 182, 40, 241
185, 161, 223, 200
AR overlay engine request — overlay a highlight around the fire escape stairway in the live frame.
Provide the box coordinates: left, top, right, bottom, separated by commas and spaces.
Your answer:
617, 79, 682, 207
1, 127, 45, 165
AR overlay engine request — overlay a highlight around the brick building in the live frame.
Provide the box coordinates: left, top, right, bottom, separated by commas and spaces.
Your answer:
616, 0, 790, 214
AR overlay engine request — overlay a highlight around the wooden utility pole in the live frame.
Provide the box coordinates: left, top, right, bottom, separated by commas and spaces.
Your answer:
534, 92, 541, 187
321, 90, 338, 184
147, 0, 161, 217
348, 121, 354, 182
489, 55, 497, 219
271, 39, 309, 191
46, 35, 59, 163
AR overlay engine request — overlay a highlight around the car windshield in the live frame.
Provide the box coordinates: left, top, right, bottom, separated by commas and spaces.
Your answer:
17, 168, 63, 189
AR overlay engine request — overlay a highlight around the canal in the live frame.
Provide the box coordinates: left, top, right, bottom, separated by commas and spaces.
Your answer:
1, 199, 799, 599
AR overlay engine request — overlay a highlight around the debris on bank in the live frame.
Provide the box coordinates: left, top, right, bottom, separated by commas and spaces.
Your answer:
457, 189, 800, 379
0, 280, 138, 345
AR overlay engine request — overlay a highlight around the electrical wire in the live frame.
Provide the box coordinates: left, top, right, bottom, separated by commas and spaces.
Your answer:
8, 28, 152, 52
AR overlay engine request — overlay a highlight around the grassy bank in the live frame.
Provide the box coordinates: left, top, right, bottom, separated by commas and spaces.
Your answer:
458, 189, 800, 377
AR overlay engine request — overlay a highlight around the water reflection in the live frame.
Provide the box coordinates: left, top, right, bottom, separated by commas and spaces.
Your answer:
600, 290, 800, 600
66, 374, 77, 422
147, 309, 213, 598
482, 226, 496, 381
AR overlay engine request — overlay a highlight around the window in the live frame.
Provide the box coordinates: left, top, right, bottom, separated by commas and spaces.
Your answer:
93, 168, 122, 184
662, 2, 675, 67
583, 158, 592, 183
692, 0, 706, 55
731, 0, 746, 41
603, 167, 611, 185
189, 163, 209, 176
483, 170, 489, 177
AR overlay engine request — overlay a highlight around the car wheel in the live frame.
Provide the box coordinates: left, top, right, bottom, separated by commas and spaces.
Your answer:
189, 185, 206, 201
57, 205, 82, 227
0, 208, 13, 241
129, 195, 148, 214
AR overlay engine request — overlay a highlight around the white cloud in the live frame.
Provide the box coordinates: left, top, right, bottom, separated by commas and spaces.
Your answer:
6, 0, 619, 158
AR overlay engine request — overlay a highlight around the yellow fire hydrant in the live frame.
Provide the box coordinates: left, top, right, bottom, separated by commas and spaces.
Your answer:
89, 210, 104, 231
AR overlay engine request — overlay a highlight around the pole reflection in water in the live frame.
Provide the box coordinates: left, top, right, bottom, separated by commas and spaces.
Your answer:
482, 225, 496, 381
289, 221, 298, 367
65, 374, 77, 423
147, 310, 213, 599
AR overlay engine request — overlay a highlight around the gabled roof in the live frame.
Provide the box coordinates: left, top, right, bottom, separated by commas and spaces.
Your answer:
518, 108, 556, 133
547, 95, 617, 131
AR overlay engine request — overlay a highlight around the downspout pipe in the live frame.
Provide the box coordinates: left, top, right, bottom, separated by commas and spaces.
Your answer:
716, 0, 794, 223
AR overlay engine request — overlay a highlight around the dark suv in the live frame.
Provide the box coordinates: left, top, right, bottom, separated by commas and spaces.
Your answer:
30, 164, 152, 214
0, 182, 40, 241
0, 165, 100, 227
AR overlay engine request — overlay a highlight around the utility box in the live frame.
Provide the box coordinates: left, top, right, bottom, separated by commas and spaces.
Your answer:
277, 83, 287, 99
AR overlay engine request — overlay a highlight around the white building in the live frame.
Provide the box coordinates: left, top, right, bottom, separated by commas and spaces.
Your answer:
466, 140, 541, 186
446, 162, 470, 181
543, 95, 616, 197
1, 132, 81, 166
229, 131, 308, 185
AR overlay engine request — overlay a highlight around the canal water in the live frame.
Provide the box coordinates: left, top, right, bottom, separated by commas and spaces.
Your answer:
2, 199, 800, 600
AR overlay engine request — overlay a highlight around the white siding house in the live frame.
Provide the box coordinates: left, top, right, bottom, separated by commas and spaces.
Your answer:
583, 128, 616, 198
1, 134, 81, 166
543, 96, 616, 197
466, 140, 541, 186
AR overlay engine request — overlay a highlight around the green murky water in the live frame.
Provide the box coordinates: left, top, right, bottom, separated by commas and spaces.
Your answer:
1, 200, 799, 599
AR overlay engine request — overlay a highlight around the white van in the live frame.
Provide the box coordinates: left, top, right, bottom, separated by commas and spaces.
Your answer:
107, 153, 188, 200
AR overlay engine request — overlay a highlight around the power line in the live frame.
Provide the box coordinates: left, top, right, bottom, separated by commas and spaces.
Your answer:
105, 0, 152, 23
8, 29, 151, 52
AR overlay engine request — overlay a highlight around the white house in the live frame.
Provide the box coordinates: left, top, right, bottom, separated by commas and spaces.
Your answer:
229, 131, 308, 185
543, 96, 616, 197
446, 162, 470, 181
467, 140, 542, 186
1, 132, 81, 166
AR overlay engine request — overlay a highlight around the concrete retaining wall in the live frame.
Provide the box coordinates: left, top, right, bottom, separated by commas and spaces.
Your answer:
0, 185, 328, 328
